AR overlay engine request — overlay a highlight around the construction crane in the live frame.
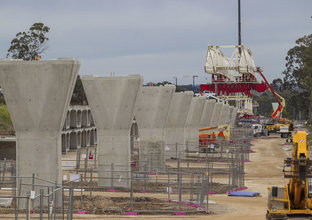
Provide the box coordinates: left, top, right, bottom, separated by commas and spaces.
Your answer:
256, 68, 293, 137
256, 67, 285, 120
267, 131, 312, 219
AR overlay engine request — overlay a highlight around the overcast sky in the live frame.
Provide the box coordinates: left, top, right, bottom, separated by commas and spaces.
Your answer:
0, 0, 311, 84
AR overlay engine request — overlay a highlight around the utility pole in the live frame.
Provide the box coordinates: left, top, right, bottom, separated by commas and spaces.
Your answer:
192, 75, 198, 93
238, 0, 242, 54
173, 76, 177, 86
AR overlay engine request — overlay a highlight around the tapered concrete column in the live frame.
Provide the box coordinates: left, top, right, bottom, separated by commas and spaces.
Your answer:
134, 85, 175, 171
210, 102, 223, 127
0, 59, 79, 199
200, 100, 216, 128
230, 107, 238, 127
164, 91, 193, 159
185, 96, 206, 151
218, 104, 229, 125
82, 75, 142, 188
226, 106, 234, 125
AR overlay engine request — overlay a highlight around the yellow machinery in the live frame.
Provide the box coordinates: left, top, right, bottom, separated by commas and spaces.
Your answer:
267, 131, 312, 219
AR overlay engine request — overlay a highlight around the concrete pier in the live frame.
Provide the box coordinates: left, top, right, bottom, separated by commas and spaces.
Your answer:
185, 96, 206, 151
0, 58, 79, 199
210, 102, 223, 127
164, 91, 193, 159
226, 106, 234, 125
218, 104, 230, 125
82, 75, 142, 188
200, 100, 216, 128
230, 107, 238, 127
134, 85, 175, 171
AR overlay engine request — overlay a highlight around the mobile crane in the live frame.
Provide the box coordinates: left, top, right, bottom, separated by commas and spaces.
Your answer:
256, 68, 293, 138
267, 131, 312, 219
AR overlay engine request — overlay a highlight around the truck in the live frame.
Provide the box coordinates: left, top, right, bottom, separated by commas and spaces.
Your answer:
251, 124, 267, 137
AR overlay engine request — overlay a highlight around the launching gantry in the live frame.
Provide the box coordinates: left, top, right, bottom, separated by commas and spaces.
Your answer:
200, 44, 267, 116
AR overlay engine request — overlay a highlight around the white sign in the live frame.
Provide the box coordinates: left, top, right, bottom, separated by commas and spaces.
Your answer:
30, 191, 35, 199
81, 154, 86, 159
63, 175, 67, 180
70, 174, 80, 182
65, 163, 73, 169
165, 145, 170, 151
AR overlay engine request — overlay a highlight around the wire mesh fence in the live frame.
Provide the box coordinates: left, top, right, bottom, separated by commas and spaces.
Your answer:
0, 127, 253, 218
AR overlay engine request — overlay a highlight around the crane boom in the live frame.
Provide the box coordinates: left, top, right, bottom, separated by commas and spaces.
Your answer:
256, 68, 283, 119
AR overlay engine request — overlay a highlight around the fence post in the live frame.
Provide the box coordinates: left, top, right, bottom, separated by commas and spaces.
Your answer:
90, 168, 93, 197
31, 173, 35, 210
111, 163, 114, 189
40, 189, 44, 220
80, 174, 83, 211
26, 191, 30, 220
130, 172, 133, 211
167, 168, 170, 201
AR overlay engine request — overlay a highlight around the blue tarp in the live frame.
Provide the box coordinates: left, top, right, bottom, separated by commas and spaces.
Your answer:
228, 191, 259, 197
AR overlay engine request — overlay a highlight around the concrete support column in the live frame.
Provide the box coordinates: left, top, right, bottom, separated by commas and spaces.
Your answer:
164, 91, 193, 159
134, 85, 175, 171
82, 75, 142, 188
210, 102, 223, 127
87, 110, 91, 127
77, 110, 82, 128
65, 111, 71, 129
199, 100, 216, 128
231, 107, 238, 127
218, 104, 229, 125
226, 106, 234, 125
70, 110, 77, 128
82, 110, 87, 127
0, 58, 79, 200
184, 96, 206, 152
77, 132, 82, 149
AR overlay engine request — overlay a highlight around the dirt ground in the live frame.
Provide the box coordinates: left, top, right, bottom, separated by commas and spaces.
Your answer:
68, 135, 291, 219
0, 135, 293, 219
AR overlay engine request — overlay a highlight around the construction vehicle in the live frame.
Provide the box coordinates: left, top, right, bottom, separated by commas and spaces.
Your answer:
251, 124, 268, 137
198, 125, 230, 153
256, 68, 294, 137
266, 131, 312, 219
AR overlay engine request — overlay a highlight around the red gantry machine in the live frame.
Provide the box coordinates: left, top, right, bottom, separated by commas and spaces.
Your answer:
200, 44, 267, 118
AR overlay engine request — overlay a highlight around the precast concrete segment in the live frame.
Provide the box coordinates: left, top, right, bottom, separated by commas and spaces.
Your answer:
134, 85, 175, 171
184, 96, 206, 151
226, 106, 234, 125
164, 91, 193, 159
218, 104, 229, 125
231, 107, 238, 127
199, 100, 216, 128
0, 58, 79, 201
81, 75, 143, 188
210, 102, 223, 127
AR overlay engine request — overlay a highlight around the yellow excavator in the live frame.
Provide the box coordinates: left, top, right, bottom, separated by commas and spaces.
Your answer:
267, 131, 312, 219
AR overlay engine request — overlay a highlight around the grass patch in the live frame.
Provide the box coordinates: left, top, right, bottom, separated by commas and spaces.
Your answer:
0, 104, 13, 132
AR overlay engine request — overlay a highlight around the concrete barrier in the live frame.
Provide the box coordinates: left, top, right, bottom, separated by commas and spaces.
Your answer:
134, 85, 175, 171
82, 75, 143, 188
164, 91, 193, 159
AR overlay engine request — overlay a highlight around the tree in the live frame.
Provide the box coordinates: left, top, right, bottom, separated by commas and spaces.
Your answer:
282, 34, 312, 118
7, 22, 50, 60
70, 75, 87, 105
